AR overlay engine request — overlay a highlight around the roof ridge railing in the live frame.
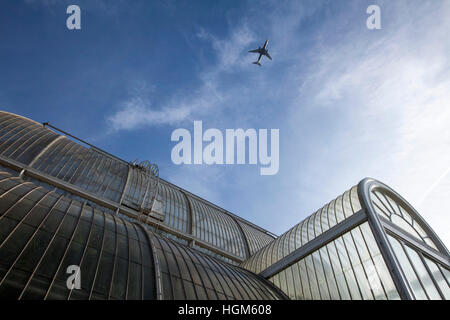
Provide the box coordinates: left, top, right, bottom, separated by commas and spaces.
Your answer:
42, 122, 130, 165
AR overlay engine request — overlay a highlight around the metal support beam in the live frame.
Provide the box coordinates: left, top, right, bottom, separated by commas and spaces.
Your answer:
179, 188, 195, 240
135, 222, 164, 300
115, 164, 132, 216
234, 219, 252, 259
358, 178, 415, 300
381, 217, 450, 268
28, 135, 65, 168
259, 210, 367, 279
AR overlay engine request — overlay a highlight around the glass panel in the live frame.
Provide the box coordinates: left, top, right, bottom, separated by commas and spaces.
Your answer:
352, 227, 386, 300
371, 190, 440, 252
359, 223, 399, 299
299, 259, 311, 300
319, 246, 340, 299
305, 255, 320, 299
391, 214, 423, 240
334, 237, 361, 299
350, 186, 362, 212
439, 266, 450, 285
327, 200, 337, 228
292, 263, 303, 300
320, 206, 329, 233
342, 191, 353, 218
388, 235, 428, 299
403, 246, 441, 299
371, 191, 391, 218
423, 238, 439, 251
342, 232, 373, 299
422, 258, 449, 299
327, 241, 351, 300
312, 250, 330, 299
398, 205, 413, 225
334, 196, 345, 223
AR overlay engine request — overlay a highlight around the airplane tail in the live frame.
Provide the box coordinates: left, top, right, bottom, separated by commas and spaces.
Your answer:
252, 61, 262, 66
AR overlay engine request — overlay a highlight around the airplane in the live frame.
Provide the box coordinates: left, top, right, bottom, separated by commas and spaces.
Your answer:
248, 39, 272, 66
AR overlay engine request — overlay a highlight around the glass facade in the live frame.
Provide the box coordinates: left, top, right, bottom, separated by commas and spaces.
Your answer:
239, 180, 449, 300
387, 235, 448, 299
268, 222, 399, 300
0, 110, 448, 300
240, 186, 362, 274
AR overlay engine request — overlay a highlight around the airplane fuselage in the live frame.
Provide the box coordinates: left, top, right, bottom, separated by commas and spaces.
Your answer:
258, 40, 269, 54
249, 39, 271, 66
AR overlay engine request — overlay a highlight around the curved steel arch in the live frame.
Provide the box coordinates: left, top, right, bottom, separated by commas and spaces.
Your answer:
358, 177, 450, 300
358, 178, 449, 256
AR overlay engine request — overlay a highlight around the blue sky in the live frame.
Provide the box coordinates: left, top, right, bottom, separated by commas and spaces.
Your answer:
1, 0, 449, 246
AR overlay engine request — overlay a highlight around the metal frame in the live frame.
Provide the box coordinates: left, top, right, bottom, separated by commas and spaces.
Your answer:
259, 210, 367, 278
381, 218, 449, 267
66, 203, 98, 299
357, 178, 450, 300
131, 223, 159, 300
107, 213, 120, 299
42, 122, 128, 166
17, 195, 71, 299
256, 178, 449, 300
88, 210, 108, 299
43, 201, 88, 299
235, 218, 252, 258
179, 188, 195, 247
358, 179, 413, 299
115, 160, 131, 216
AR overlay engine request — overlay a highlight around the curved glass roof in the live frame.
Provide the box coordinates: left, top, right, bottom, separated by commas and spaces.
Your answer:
240, 185, 361, 273
0, 169, 286, 300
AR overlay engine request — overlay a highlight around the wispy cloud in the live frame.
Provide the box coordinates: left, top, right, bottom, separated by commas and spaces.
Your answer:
284, 0, 450, 245
197, 24, 256, 70
107, 96, 192, 130
106, 23, 258, 132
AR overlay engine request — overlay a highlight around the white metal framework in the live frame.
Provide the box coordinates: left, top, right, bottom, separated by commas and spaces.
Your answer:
241, 178, 449, 300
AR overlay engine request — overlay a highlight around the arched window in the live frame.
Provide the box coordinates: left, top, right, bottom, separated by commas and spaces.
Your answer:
370, 189, 439, 251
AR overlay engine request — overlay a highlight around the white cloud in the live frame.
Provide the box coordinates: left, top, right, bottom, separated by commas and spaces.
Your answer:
285, 0, 450, 246
107, 97, 192, 131
199, 25, 256, 70
107, 24, 258, 132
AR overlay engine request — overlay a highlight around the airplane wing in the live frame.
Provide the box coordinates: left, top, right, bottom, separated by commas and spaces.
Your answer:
248, 49, 260, 53
264, 52, 272, 60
